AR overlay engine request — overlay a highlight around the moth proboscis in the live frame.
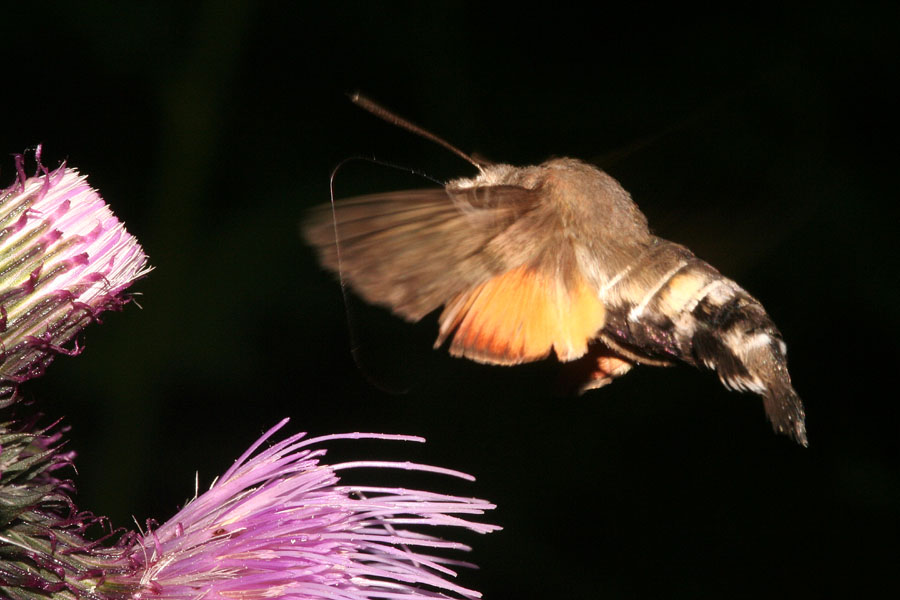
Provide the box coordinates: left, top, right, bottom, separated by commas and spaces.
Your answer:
304, 94, 807, 446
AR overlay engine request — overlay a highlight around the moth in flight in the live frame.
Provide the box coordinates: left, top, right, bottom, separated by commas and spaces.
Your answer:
304, 95, 807, 446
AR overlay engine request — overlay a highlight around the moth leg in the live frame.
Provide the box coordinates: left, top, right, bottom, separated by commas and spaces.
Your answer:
596, 332, 674, 368
559, 343, 637, 394
579, 354, 635, 393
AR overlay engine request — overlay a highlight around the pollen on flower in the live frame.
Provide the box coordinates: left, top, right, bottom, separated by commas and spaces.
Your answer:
0, 150, 150, 402
107, 419, 499, 600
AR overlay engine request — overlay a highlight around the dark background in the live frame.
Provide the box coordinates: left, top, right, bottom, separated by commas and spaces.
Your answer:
3, 1, 898, 598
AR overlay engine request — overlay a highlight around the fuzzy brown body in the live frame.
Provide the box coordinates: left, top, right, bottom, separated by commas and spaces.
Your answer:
305, 157, 806, 445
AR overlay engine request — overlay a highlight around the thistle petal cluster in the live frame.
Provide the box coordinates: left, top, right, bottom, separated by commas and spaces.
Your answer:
110, 421, 499, 600
0, 154, 149, 402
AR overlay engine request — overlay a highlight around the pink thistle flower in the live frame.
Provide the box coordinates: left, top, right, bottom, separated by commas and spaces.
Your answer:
0, 420, 499, 600
0, 149, 149, 403
98, 419, 500, 600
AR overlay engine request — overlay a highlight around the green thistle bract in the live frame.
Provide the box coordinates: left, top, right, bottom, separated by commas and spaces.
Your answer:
0, 418, 135, 600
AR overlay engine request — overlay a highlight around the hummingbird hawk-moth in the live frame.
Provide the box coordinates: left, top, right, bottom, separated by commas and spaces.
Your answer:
304, 95, 807, 446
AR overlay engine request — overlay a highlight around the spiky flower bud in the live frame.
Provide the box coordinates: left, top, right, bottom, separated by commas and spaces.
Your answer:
0, 152, 149, 403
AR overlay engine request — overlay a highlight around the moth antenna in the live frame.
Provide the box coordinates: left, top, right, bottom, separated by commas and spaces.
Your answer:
349, 92, 486, 173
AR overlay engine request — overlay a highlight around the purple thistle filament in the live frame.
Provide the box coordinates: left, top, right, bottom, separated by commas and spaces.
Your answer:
111, 420, 499, 600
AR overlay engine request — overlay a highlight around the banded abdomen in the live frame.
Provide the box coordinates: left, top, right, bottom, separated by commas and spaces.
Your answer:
591, 238, 807, 445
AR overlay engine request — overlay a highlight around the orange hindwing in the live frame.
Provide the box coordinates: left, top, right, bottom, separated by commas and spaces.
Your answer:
435, 265, 606, 365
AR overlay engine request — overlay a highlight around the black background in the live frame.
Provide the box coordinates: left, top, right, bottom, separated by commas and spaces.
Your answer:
4, 2, 898, 598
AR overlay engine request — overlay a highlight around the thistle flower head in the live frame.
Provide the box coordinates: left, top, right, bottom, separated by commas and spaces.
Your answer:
0, 150, 149, 402
102, 419, 499, 600
0, 420, 498, 599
